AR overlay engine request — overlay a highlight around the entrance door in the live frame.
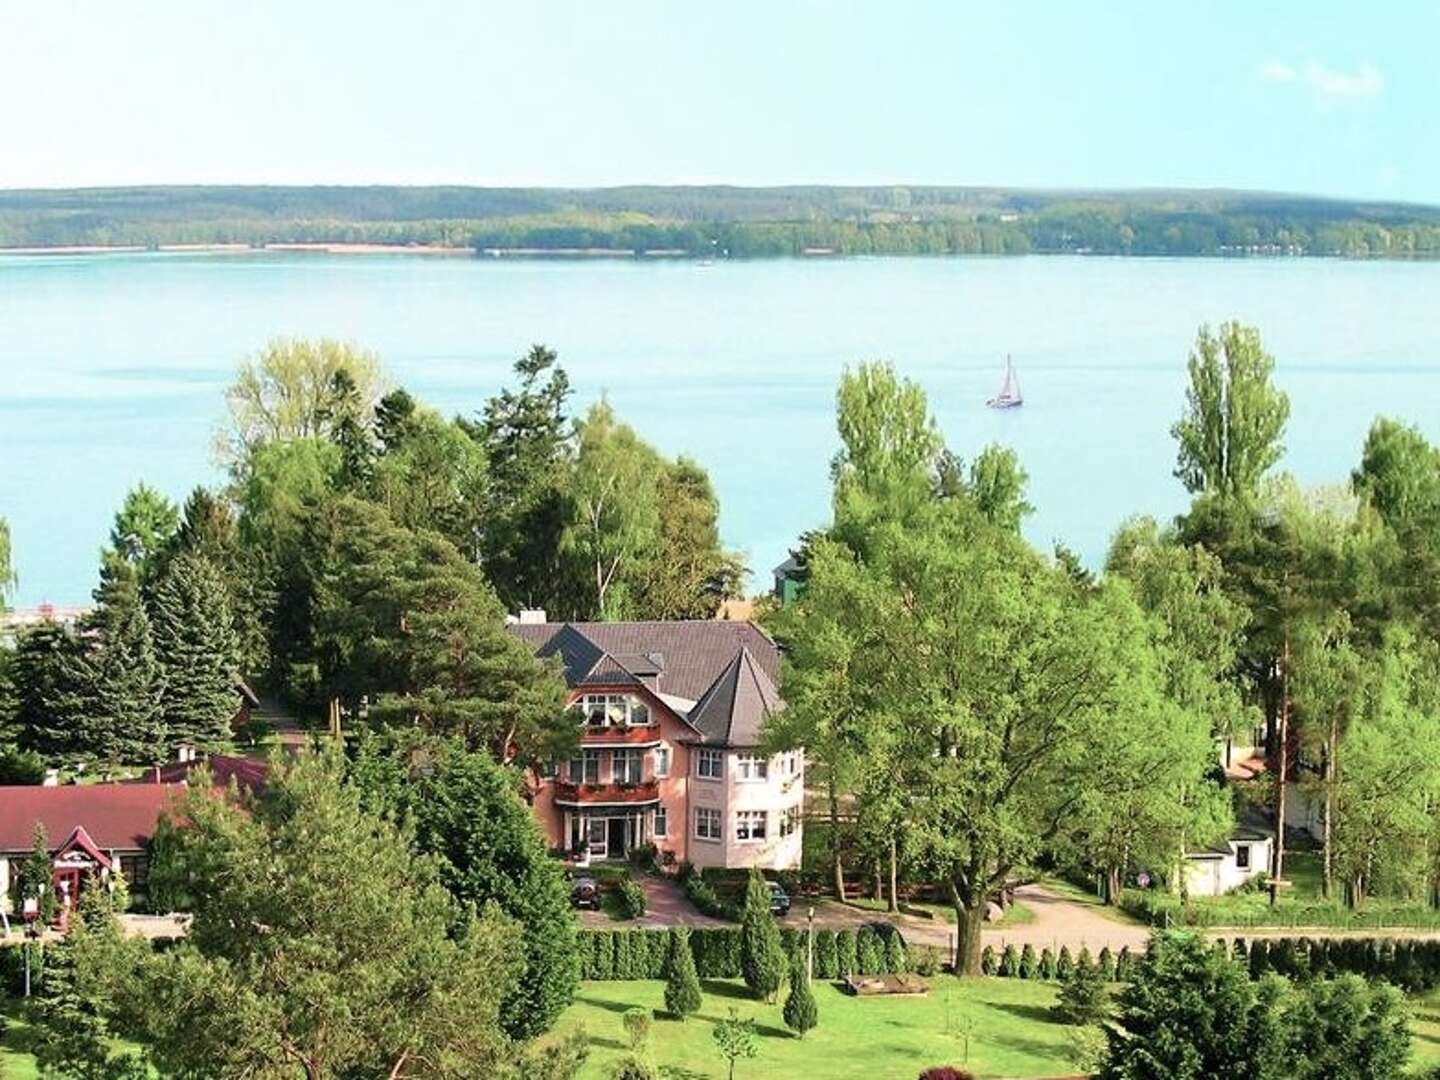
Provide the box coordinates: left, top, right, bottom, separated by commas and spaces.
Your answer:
607, 817, 627, 860
586, 817, 607, 859
53, 868, 82, 919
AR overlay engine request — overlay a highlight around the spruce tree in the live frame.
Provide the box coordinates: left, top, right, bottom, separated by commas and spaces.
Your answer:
664, 927, 702, 1021
151, 552, 240, 750
740, 871, 785, 1002
22, 822, 57, 924
13, 621, 83, 762
66, 556, 165, 768
782, 948, 818, 1037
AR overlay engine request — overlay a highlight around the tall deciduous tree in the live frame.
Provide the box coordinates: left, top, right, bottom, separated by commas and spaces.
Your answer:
0, 514, 15, 608
369, 404, 489, 559
151, 552, 241, 750
636, 457, 745, 619
563, 400, 664, 619
1171, 322, 1290, 498
220, 336, 383, 472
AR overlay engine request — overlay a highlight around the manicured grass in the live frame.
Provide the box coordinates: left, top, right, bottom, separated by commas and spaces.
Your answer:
1, 996, 42, 1080
556, 976, 1079, 1079
1412, 990, 1440, 1073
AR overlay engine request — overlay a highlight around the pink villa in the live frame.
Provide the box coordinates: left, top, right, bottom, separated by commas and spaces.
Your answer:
511, 617, 804, 870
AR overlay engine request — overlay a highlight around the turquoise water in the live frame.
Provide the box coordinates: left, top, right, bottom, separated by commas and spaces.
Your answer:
2, 252, 1438, 606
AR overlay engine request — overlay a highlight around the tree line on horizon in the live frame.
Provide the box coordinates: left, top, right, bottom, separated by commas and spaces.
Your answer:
4, 184, 1440, 256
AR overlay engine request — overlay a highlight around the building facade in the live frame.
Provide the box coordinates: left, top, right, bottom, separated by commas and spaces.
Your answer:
511, 618, 803, 871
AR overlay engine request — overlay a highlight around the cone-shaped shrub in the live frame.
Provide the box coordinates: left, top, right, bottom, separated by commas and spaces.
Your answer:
981, 945, 998, 976
664, 928, 701, 1020
814, 929, 838, 979
885, 932, 907, 973
740, 871, 786, 1002
836, 930, 858, 977
1039, 947, 1057, 980
1000, 944, 1021, 978
1019, 944, 1038, 979
782, 950, 819, 1038
1097, 946, 1116, 982
1056, 945, 1074, 980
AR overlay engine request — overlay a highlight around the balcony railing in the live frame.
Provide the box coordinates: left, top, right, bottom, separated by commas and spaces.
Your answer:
576, 723, 662, 743
553, 777, 660, 804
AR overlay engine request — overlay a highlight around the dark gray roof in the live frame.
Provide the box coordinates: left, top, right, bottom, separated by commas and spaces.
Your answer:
509, 620, 781, 704
687, 647, 784, 747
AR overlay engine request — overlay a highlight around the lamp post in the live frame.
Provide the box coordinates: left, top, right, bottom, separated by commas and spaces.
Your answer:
22, 896, 39, 997
807, 906, 815, 981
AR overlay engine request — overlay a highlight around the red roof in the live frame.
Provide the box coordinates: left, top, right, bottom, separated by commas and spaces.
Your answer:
0, 784, 185, 853
156, 755, 268, 793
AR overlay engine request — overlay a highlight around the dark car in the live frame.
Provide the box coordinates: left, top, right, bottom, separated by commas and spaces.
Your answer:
768, 880, 791, 916
571, 875, 601, 911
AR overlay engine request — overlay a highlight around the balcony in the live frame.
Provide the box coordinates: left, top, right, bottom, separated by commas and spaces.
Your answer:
576, 723, 662, 745
553, 778, 660, 805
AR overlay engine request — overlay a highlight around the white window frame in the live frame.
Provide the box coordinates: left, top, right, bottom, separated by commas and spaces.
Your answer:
696, 748, 723, 780
653, 805, 668, 838
735, 810, 768, 843
653, 745, 671, 779
576, 692, 656, 728
1235, 843, 1251, 871
613, 749, 644, 785
694, 807, 722, 842
779, 805, 800, 838
735, 753, 769, 782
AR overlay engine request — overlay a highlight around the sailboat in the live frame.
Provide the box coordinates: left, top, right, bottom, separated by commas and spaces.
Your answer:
987, 355, 1023, 409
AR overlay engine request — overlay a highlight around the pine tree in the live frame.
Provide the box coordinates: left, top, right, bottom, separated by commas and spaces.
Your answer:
782, 948, 818, 1037
740, 871, 785, 1002
151, 552, 240, 750
13, 621, 83, 762
65, 556, 165, 769
664, 927, 701, 1021
21, 822, 57, 924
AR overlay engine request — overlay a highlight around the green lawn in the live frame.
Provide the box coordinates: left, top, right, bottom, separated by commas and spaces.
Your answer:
2, 996, 41, 1080
556, 976, 1080, 1079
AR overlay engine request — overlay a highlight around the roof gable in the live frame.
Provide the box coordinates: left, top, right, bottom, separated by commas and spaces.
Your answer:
511, 620, 781, 703
687, 646, 784, 747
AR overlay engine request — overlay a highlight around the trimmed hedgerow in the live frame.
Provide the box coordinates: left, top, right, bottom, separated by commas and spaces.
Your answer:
576, 926, 912, 981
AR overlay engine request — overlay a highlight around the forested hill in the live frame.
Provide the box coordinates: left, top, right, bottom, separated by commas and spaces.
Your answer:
4, 185, 1440, 257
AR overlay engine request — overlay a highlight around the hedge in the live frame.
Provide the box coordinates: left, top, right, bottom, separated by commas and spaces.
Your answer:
1119, 888, 1440, 931
974, 935, 1440, 993
578, 925, 910, 981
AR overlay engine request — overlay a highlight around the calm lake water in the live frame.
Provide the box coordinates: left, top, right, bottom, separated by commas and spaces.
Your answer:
2, 252, 1438, 606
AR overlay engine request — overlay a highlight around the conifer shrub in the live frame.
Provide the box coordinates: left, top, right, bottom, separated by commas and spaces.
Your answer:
857, 926, 884, 975
999, 944, 1021, 978
782, 949, 819, 1037
1115, 945, 1135, 981
885, 931, 908, 973
1018, 944, 1038, 979
594, 931, 616, 980
664, 928, 701, 1021
1039, 947, 1058, 980
814, 929, 839, 979
614, 929, 633, 979
980, 944, 998, 976
1097, 946, 1117, 982
836, 929, 858, 977
1056, 944, 1074, 980
913, 944, 940, 977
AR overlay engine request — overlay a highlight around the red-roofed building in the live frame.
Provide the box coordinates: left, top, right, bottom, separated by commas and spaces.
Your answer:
0, 783, 184, 918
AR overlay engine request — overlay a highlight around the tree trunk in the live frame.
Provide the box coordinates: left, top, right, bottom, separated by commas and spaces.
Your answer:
828, 778, 846, 902
1271, 636, 1290, 906
888, 834, 899, 914
953, 897, 986, 976
1322, 713, 1337, 901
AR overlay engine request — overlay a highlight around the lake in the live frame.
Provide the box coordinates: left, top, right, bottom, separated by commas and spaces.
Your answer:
2, 252, 1438, 607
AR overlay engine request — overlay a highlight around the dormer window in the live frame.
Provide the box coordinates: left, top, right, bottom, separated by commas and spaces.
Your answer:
576, 693, 655, 728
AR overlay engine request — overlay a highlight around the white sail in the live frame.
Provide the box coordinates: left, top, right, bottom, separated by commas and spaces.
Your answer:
987, 356, 1023, 408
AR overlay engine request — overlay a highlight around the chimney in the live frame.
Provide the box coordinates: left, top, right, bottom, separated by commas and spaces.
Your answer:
518, 609, 547, 625
43, 769, 60, 787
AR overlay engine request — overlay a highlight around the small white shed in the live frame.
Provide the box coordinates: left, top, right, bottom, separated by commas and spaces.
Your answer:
1183, 827, 1273, 897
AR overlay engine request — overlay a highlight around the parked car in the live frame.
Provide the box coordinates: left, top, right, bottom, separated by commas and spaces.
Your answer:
768, 880, 791, 916
571, 876, 601, 910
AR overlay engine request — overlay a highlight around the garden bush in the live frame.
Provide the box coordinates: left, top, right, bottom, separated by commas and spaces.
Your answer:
914, 944, 940, 976
1054, 959, 1108, 1025
999, 944, 1020, 978
1097, 946, 1116, 982
980, 944, 998, 976
836, 928, 858, 977
1056, 944, 1074, 980
593, 931, 616, 980
885, 931, 907, 973
814, 929, 838, 979
857, 926, 884, 975
917, 1069, 975, 1080
617, 875, 647, 920
1039, 947, 1057, 980
1018, 944, 1038, 979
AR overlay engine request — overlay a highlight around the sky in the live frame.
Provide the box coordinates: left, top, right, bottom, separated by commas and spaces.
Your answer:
1, 1, 1437, 202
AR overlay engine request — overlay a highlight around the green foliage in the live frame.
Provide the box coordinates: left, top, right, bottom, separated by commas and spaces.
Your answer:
999, 945, 1021, 978
1171, 321, 1290, 498
1097, 946, 1117, 982
783, 949, 819, 1037
980, 945, 998, 976
0, 515, 14, 609
151, 551, 241, 751
617, 875, 648, 920
857, 926, 884, 975
712, 1007, 760, 1079
836, 928, 858, 977
914, 944, 941, 977
814, 928, 839, 979
1054, 960, 1109, 1025
109, 482, 180, 578
621, 1006, 652, 1052
1018, 944, 1038, 980
21, 821, 57, 924
101, 748, 556, 1079
886, 931, 908, 974
740, 871, 786, 1001
664, 928, 702, 1020
1038, 947, 1057, 980
0, 745, 47, 783
1056, 945, 1074, 981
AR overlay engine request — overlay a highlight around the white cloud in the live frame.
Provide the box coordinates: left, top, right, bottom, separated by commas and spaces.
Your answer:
1260, 60, 1296, 83
1304, 62, 1383, 99
1259, 59, 1383, 100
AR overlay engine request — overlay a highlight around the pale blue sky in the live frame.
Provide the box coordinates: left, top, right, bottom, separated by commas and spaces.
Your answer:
1, 1, 1436, 201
